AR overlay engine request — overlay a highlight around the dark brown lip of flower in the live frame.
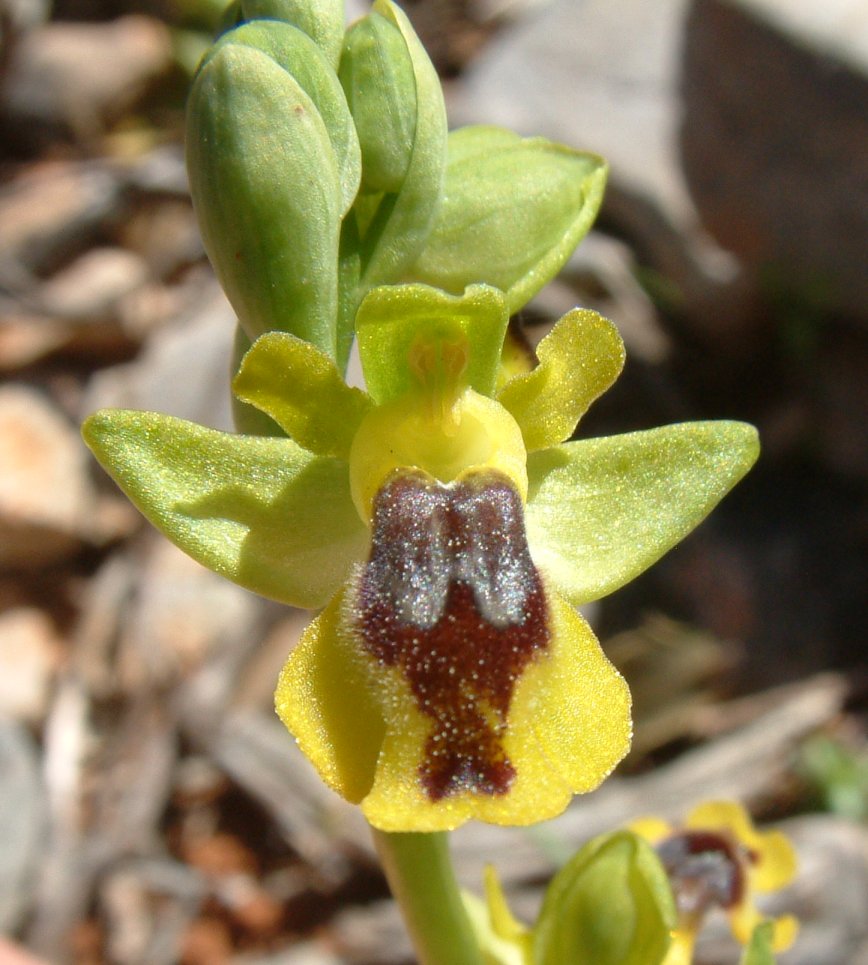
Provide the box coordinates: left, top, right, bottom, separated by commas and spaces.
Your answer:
353, 468, 550, 802
657, 829, 749, 918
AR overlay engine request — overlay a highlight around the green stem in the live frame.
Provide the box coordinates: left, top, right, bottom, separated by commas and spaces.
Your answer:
372, 829, 484, 965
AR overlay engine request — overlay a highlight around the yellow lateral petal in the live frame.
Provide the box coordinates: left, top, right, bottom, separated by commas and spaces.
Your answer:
685, 800, 758, 844
630, 817, 675, 845
750, 830, 798, 893
497, 309, 624, 451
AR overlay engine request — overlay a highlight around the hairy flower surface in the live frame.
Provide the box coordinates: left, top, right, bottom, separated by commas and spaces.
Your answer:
633, 801, 799, 963
83, 283, 759, 832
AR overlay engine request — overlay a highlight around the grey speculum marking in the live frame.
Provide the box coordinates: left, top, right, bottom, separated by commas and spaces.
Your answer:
354, 469, 550, 801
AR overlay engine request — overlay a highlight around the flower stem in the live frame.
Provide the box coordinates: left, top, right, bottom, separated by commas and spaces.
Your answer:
372, 828, 483, 965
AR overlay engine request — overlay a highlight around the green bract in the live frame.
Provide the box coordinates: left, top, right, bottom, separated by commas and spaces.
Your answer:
741, 922, 776, 965
409, 126, 608, 315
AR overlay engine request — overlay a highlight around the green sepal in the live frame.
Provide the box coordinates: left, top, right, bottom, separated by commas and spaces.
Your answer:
233, 331, 373, 459
186, 43, 340, 354
355, 284, 509, 404
82, 410, 368, 609
206, 21, 361, 215
339, 12, 416, 195
740, 921, 777, 965
525, 421, 760, 606
354, 0, 447, 289
409, 126, 607, 315
532, 831, 676, 965
497, 309, 625, 451
239, 0, 344, 67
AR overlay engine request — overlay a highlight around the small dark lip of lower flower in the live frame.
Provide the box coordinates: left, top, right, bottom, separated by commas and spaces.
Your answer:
657, 829, 747, 918
351, 467, 550, 802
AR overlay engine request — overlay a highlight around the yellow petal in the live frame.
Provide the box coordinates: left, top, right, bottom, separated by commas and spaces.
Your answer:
685, 800, 797, 891
497, 308, 624, 451
630, 817, 675, 845
274, 591, 385, 803
750, 830, 798, 893
729, 903, 798, 951
483, 865, 531, 945
661, 929, 695, 965
769, 914, 799, 952
685, 800, 757, 844
728, 898, 764, 946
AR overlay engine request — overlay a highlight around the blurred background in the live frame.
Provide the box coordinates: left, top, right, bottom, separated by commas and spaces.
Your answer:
0, 0, 866, 961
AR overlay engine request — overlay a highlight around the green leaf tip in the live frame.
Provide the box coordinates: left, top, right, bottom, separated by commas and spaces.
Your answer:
82, 408, 367, 609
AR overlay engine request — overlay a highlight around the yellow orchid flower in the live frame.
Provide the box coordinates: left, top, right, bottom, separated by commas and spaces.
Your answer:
83, 283, 759, 833
633, 801, 799, 963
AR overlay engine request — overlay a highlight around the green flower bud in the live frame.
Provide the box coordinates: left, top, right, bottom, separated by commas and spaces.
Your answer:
533, 831, 676, 965
206, 21, 361, 214
340, 12, 416, 195
186, 35, 342, 354
240, 0, 345, 67
341, 0, 447, 290
409, 125, 608, 315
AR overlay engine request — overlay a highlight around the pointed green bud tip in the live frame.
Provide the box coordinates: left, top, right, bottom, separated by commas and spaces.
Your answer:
533, 831, 677, 965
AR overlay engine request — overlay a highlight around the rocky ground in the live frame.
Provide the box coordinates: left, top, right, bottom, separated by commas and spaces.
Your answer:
0, 0, 866, 962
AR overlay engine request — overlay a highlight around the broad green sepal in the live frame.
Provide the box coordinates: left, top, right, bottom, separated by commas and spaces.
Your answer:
207, 21, 361, 215
409, 126, 608, 315
240, 0, 344, 67
525, 421, 760, 606
354, 0, 447, 289
339, 12, 416, 195
533, 831, 676, 965
740, 921, 776, 965
233, 331, 373, 459
497, 309, 625, 451
355, 284, 509, 404
186, 43, 340, 354
82, 409, 368, 608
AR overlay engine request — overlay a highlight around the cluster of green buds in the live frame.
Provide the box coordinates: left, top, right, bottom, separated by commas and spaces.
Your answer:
81, 0, 795, 961
185, 0, 605, 380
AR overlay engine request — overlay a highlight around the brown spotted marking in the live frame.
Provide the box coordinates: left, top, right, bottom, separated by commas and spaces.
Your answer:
354, 468, 549, 801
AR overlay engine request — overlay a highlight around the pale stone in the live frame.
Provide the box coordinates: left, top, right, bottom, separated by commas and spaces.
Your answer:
0, 609, 61, 722
0, 385, 95, 568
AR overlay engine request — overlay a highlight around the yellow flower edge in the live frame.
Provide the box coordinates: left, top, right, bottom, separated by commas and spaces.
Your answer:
275, 583, 631, 832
